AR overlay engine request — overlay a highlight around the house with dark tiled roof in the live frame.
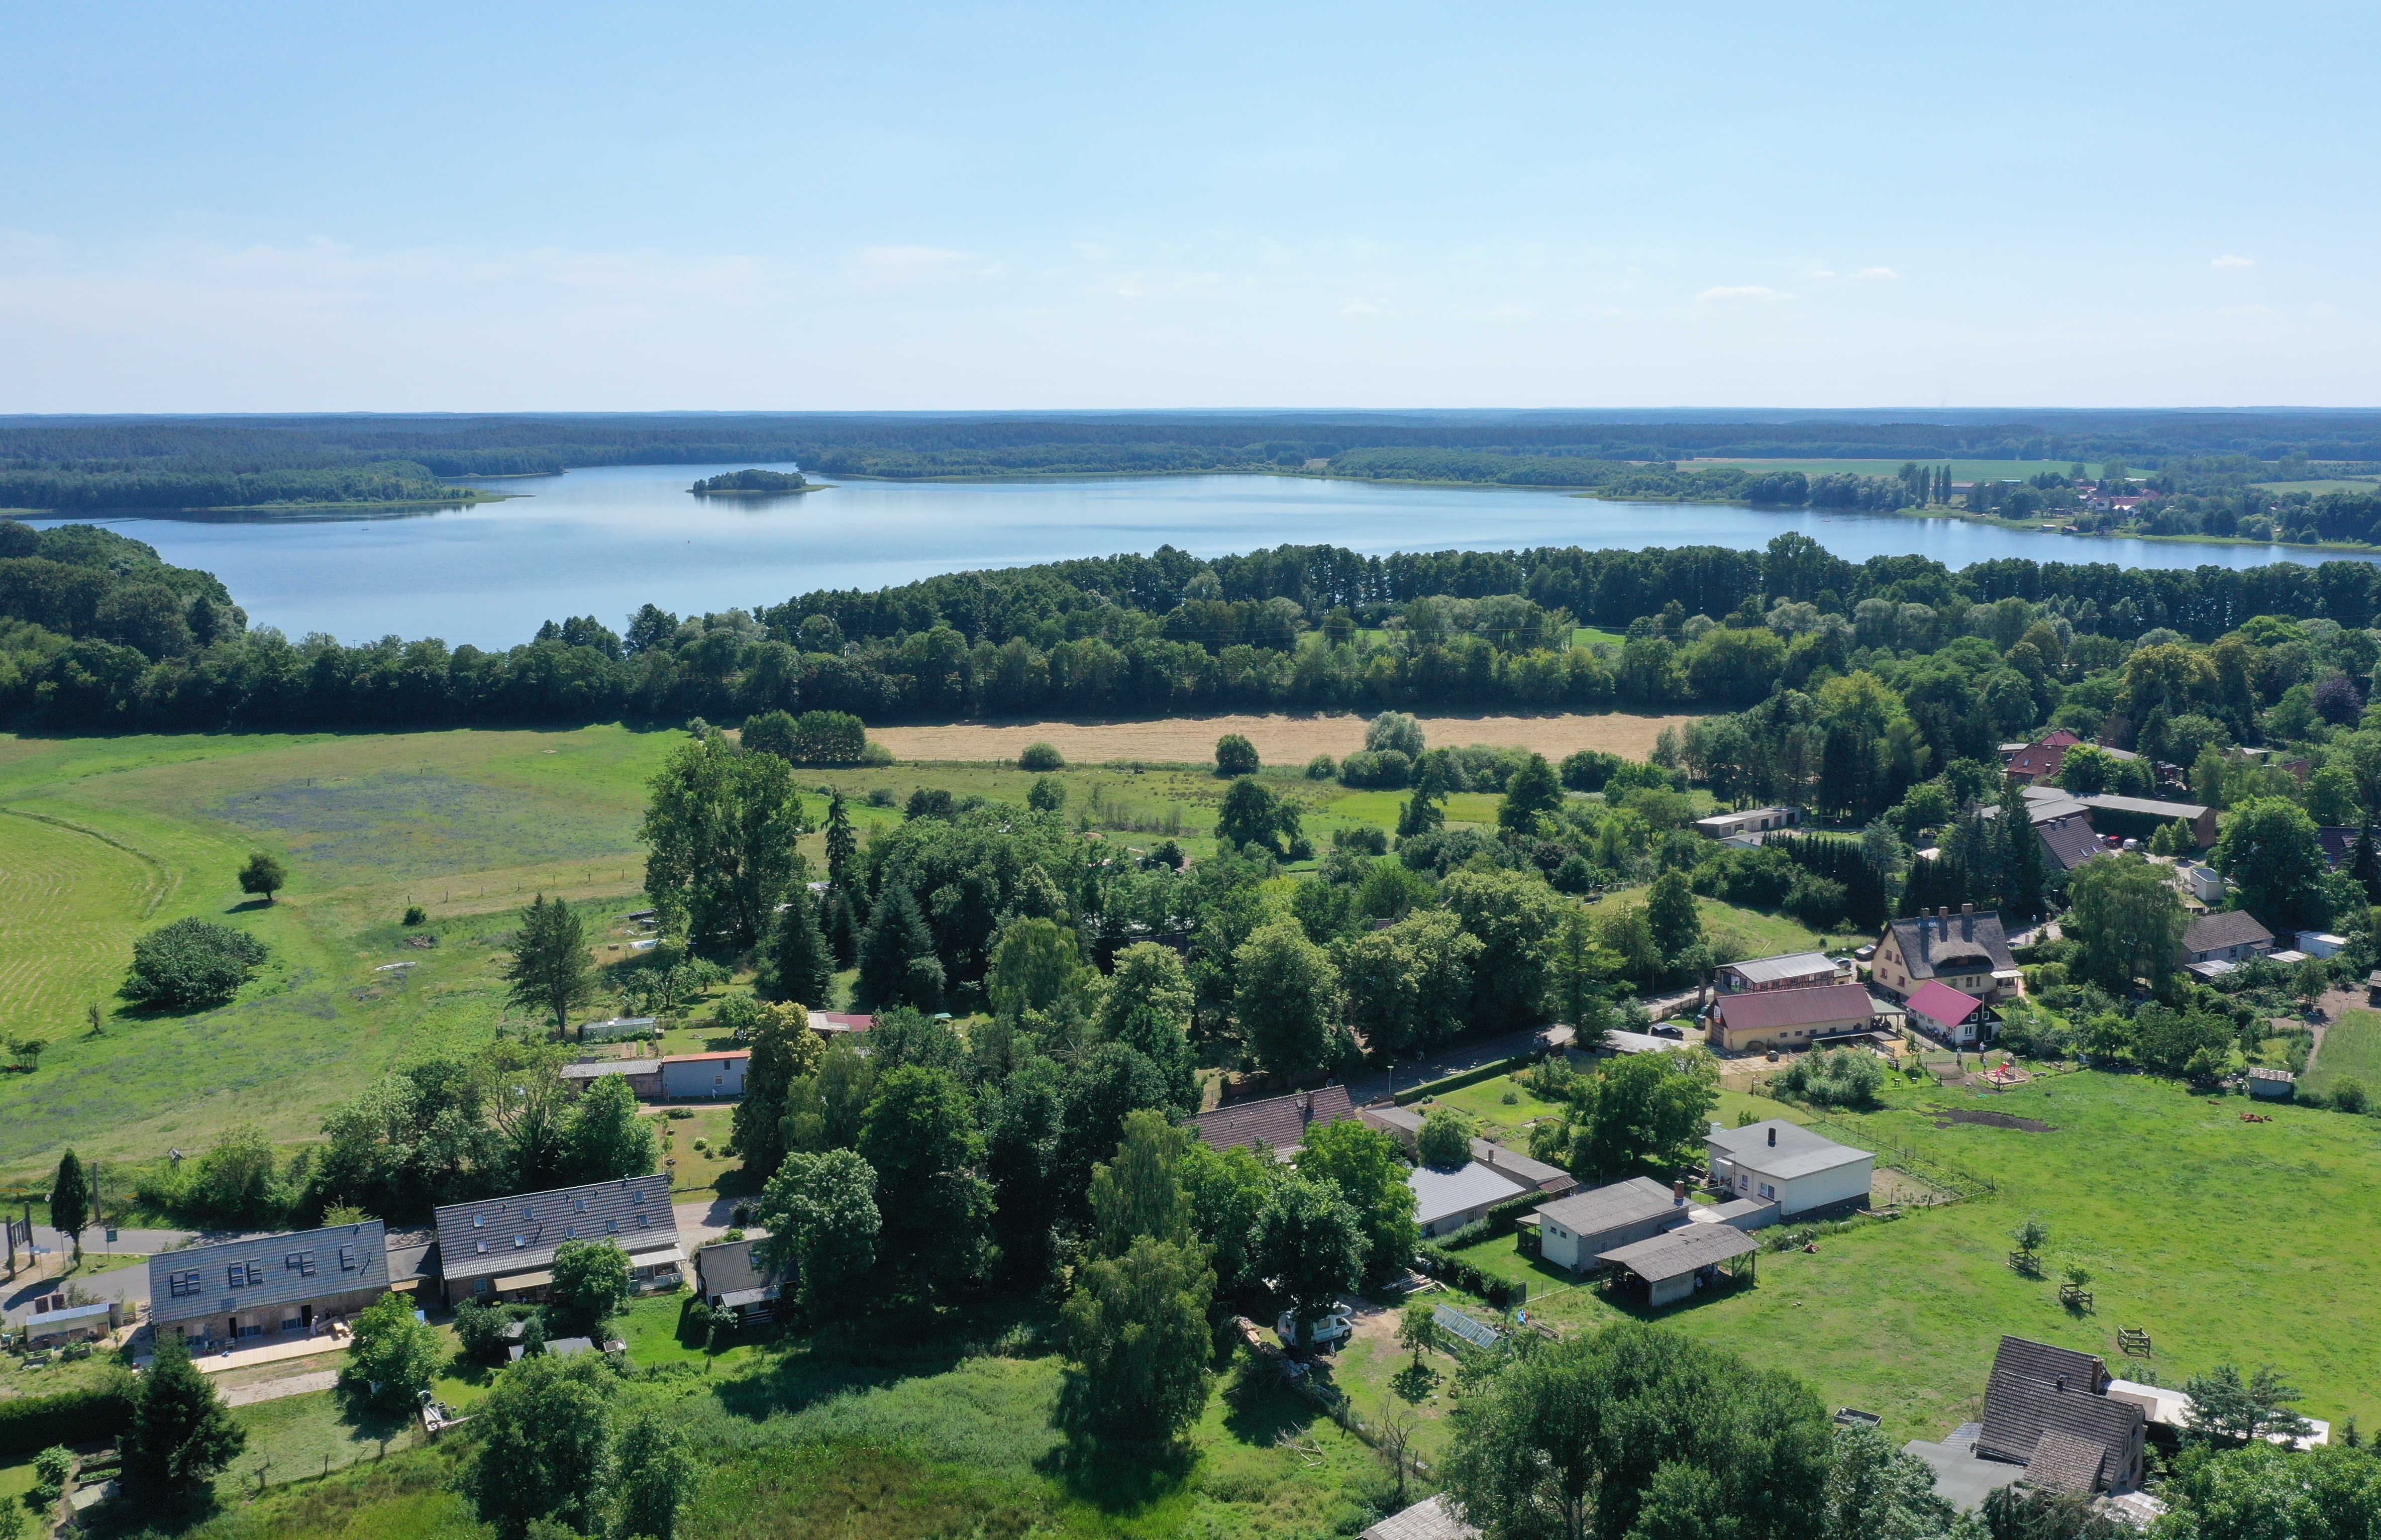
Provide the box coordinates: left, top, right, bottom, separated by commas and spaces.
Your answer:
2034, 815, 2106, 876
149, 1221, 391, 1350
1187, 1085, 1355, 1158
433, 1174, 682, 1305
694, 1237, 784, 1321
1873, 906, 2019, 1004
2182, 910, 2274, 966
1975, 1336, 2145, 1494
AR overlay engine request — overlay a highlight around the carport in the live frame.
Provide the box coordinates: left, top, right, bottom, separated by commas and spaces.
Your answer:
1597, 1222, 1758, 1307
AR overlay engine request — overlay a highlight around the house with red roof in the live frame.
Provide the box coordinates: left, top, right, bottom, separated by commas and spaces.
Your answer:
1907, 979, 1989, 1047
1706, 982, 1876, 1054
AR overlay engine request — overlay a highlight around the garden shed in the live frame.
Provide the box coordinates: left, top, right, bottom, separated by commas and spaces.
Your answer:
1596, 1222, 1758, 1306
1534, 1176, 1690, 1273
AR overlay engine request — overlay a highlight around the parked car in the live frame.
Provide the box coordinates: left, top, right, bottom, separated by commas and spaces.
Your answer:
1277, 1304, 1355, 1353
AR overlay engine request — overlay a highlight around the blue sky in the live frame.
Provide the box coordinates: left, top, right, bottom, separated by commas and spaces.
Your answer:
4, 2, 2374, 411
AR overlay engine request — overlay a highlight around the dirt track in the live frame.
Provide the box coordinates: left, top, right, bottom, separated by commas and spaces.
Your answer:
869, 711, 1704, 765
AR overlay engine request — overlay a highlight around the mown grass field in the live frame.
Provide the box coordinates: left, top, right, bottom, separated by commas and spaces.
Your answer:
2305, 1007, 2381, 1101
1431, 1071, 2381, 1438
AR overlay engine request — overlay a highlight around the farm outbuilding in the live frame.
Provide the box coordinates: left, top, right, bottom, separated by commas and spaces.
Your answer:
661, 1051, 749, 1099
1533, 1176, 1690, 1273
1596, 1221, 1758, 1307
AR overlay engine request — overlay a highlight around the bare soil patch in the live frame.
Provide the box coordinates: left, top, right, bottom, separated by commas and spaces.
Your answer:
869, 711, 1706, 766
1934, 1108, 2055, 1133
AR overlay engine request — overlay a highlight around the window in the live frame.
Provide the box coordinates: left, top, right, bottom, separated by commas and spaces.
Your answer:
574, 1199, 587, 1213
1758, 1182, 1776, 1200
168, 1270, 203, 1298
475, 1240, 488, 1254
522, 1205, 534, 1220
564, 1225, 577, 1239
606, 1218, 619, 1234
235, 1320, 264, 1340
286, 1251, 315, 1276
338, 1246, 356, 1271
227, 1261, 261, 1289
514, 1235, 529, 1248
473, 1215, 485, 1228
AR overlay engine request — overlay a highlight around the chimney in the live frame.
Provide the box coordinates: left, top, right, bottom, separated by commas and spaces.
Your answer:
1962, 902, 1975, 915
1673, 1179, 1687, 1204
1767, 1126, 1777, 1147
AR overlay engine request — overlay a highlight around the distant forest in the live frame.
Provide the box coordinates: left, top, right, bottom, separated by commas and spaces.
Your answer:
14, 512, 2381, 751
2, 409, 2379, 510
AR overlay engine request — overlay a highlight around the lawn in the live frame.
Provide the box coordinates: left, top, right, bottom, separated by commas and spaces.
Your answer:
2304, 1007, 2381, 1101
1595, 892, 1833, 964
1425, 1073, 1568, 1147
1425, 1071, 2381, 1440
227, 1386, 420, 1491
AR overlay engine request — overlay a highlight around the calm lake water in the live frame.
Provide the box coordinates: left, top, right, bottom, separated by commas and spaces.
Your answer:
28, 465, 2371, 649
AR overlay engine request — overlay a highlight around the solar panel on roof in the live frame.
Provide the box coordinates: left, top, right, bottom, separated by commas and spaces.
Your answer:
1433, 1304, 1503, 1352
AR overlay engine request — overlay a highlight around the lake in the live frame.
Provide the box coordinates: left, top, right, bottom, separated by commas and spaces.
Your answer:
25, 465, 2371, 649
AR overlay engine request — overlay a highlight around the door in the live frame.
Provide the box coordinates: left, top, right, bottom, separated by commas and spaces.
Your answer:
301, 1305, 315, 1329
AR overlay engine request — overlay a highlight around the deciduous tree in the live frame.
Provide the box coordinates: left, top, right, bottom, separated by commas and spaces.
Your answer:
859, 1065, 992, 1299
463, 1353, 615, 1540
346, 1291, 441, 1406
1253, 1176, 1363, 1350
1058, 1238, 1215, 1446
237, 851, 286, 902
756, 1147, 879, 1317
1234, 917, 1341, 1077
640, 732, 809, 947
547, 1240, 633, 1338
2066, 854, 2186, 994
1088, 1108, 1194, 1257
1300, 1119, 1418, 1281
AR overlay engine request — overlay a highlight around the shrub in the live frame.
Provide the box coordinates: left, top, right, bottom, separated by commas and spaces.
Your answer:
1331, 826, 1389, 856
1338, 749, 1412, 788
1365, 712, 1426, 760
401, 905, 427, 927
1773, 1047, 1886, 1109
124, 918, 268, 1009
2335, 1076, 2370, 1114
858, 741, 896, 767
1215, 734, 1260, 777
1018, 742, 1065, 771
1559, 749, 1623, 792
1305, 754, 1337, 780
0, 1384, 135, 1457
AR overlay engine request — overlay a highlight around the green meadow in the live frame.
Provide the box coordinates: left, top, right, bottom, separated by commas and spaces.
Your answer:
1426, 1070, 2381, 1438
0, 725, 1534, 1182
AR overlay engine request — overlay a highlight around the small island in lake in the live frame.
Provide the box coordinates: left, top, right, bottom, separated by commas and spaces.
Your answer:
690, 467, 811, 494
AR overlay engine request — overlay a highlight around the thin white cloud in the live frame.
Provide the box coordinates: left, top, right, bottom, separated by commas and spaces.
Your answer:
1805, 269, 1838, 280
1697, 284, 1789, 301
1853, 266, 1899, 280
847, 245, 1001, 288
2212, 254, 2255, 268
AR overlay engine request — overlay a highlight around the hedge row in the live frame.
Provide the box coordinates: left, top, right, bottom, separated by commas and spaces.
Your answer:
0, 1383, 134, 1457
1392, 1053, 1535, 1107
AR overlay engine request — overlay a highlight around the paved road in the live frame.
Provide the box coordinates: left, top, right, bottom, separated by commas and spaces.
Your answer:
4, 1225, 203, 1322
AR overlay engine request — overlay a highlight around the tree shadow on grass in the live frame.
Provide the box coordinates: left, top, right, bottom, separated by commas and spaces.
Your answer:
1391, 1359, 1440, 1403
1037, 1430, 1195, 1514
708, 1299, 1044, 1424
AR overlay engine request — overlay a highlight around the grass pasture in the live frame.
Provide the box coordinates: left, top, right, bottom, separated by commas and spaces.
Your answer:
2305, 1007, 2381, 1101
1431, 1071, 2381, 1438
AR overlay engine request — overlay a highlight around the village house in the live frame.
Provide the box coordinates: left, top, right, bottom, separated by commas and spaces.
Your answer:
559, 1057, 665, 1099
1705, 980, 1875, 1054
1691, 806, 1800, 840
1974, 1337, 2147, 1495
661, 1050, 748, 1099
1533, 1176, 1690, 1272
694, 1236, 784, 1322
432, 1173, 682, 1305
1714, 951, 1842, 994
1189, 1085, 1357, 1159
1906, 979, 1990, 1048
1873, 906, 2020, 1004
1408, 1159, 1535, 1238
148, 1220, 392, 1351
1706, 1120, 1874, 1218
2000, 730, 2138, 786
2182, 910, 2274, 967
1596, 1222, 1760, 1307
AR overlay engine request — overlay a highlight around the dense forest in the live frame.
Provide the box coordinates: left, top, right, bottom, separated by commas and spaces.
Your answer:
2, 409, 2378, 510
13, 516, 2381, 786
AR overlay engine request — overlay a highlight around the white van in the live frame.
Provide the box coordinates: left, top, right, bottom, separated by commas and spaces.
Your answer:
1277, 1304, 1355, 1353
